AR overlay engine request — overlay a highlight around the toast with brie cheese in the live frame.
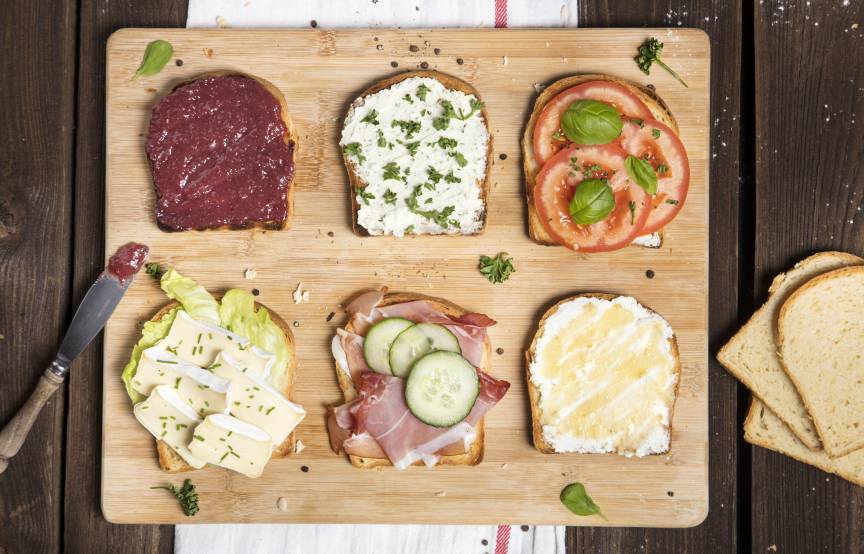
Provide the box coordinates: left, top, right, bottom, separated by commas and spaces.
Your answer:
145, 299, 299, 473
526, 293, 680, 456
333, 292, 491, 468
340, 71, 492, 237
522, 74, 679, 249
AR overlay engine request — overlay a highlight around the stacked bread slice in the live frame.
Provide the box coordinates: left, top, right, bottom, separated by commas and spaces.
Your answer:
718, 252, 864, 485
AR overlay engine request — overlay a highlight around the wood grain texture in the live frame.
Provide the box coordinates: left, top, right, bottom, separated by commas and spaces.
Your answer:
0, 0, 75, 551
751, 1, 864, 552
572, 1, 743, 551
62, 2, 184, 552
101, 28, 709, 527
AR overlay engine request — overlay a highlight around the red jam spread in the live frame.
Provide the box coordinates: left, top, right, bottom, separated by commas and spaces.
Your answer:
107, 242, 149, 284
146, 74, 295, 231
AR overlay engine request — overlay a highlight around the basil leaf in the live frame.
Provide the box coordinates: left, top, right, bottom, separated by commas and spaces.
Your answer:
560, 100, 623, 145
560, 483, 607, 520
624, 155, 658, 195
568, 179, 615, 225
133, 40, 174, 80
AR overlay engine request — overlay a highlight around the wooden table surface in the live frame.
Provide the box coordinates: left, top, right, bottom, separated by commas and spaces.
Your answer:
0, 0, 861, 552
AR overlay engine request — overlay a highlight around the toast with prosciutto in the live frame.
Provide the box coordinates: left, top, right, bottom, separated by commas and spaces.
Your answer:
328, 290, 510, 469
522, 75, 690, 252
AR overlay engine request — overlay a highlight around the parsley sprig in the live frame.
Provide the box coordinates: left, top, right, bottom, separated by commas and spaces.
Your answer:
635, 38, 688, 88
151, 479, 200, 516
479, 252, 515, 284
405, 186, 459, 229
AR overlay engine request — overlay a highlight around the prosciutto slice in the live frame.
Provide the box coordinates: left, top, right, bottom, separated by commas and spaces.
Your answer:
330, 371, 510, 469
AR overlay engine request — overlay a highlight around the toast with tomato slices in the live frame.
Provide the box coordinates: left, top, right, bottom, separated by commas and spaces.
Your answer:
331, 292, 493, 469
522, 75, 689, 252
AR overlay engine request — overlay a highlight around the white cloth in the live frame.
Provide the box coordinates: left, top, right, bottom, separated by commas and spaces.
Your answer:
179, 1, 576, 552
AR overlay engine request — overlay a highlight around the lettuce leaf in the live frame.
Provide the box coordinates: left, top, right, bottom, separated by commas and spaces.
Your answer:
219, 289, 290, 385
120, 308, 178, 404
159, 268, 220, 326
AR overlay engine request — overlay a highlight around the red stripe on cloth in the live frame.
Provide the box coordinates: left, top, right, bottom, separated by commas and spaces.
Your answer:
494, 0, 508, 28
494, 525, 511, 554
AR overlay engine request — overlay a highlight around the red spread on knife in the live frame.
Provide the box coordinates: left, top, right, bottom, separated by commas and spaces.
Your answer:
145, 74, 295, 231
106, 242, 149, 284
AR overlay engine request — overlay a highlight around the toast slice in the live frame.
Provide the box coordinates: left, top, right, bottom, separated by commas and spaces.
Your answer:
148, 299, 299, 472
744, 399, 864, 486
147, 72, 297, 232
521, 74, 678, 248
335, 292, 491, 468
526, 293, 680, 455
340, 71, 492, 237
717, 251, 863, 450
778, 265, 864, 458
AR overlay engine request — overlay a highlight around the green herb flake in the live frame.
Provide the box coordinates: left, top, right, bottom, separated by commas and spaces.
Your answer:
156, 359, 177, 365
444, 171, 461, 184
560, 482, 606, 520
479, 252, 515, 284
133, 40, 173, 80
193, 434, 205, 441
416, 83, 430, 101
403, 93, 414, 104
344, 142, 366, 164
361, 109, 380, 125
376, 129, 388, 148
383, 189, 398, 205
174, 377, 182, 389
383, 162, 401, 180
435, 136, 458, 150
651, 128, 662, 139
356, 187, 375, 205
628, 201, 637, 224
145, 263, 161, 279
666, 198, 679, 205
398, 140, 421, 157
404, 224, 415, 234
427, 166, 444, 184
449, 151, 468, 168
391, 119, 421, 139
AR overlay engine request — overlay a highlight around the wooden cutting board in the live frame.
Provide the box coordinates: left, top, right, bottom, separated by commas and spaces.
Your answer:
102, 28, 710, 527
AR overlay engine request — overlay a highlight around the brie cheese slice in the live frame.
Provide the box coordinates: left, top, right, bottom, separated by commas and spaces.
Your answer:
188, 414, 272, 478
134, 385, 205, 469
131, 347, 231, 417
212, 352, 305, 447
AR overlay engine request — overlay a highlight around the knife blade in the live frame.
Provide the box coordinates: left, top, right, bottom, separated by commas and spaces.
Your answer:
0, 270, 133, 474
53, 272, 130, 374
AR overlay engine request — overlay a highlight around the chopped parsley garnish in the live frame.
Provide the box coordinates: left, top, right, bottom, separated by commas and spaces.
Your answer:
479, 252, 515, 284
356, 187, 375, 205
628, 201, 637, 224
398, 140, 421, 156
376, 129, 392, 149
427, 166, 444, 184
635, 37, 689, 88
383, 162, 401, 180
657, 163, 669, 174
632, 118, 644, 128
666, 198, 679, 205
383, 189, 397, 204
444, 171, 461, 183
651, 129, 661, 139
433, 115, 450, 131
344, 142, 366, 164
552, 130, 564, 141
433, 97, 483, 131
416, 83, 430, 101
151, 479, 199, 516
449, 151, 468, 167
361, 109, 380, 125
391, 119, 421, 139
403, 93, 414, 104
435, 136, 458, 149
145, 262, 161, 279
405, 186, 459, 229
404, 224, 415, 234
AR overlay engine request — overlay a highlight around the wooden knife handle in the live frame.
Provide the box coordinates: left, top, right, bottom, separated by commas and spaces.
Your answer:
0, 368, 65, 475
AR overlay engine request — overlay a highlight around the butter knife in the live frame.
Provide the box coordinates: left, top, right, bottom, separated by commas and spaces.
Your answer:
0, 270, 132, 474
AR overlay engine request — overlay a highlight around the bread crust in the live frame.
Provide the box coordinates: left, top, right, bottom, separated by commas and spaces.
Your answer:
777, 265, 864, 458
150, 71, 297, 232
716, 251, 864, 450
525, 293, 681, 454
335, 291, 492, 468
142, 297, 299, 473
521, 74, 677, 247
341, 71, 492, 237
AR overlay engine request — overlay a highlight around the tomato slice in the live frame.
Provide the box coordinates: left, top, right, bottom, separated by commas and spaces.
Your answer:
532, 81, 653, 167
619, 117, 690, 235
534, 144, 650, 252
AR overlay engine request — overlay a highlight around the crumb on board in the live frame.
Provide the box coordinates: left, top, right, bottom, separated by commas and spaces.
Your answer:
203, 48, 214, 58
434, 490, 447, 497
215, 15, 230, 28
244, 268, 257, 280
502, 55, 508, 66
293, 282, 310, 304
294, 439, 305, 455
277, 497, 290, 512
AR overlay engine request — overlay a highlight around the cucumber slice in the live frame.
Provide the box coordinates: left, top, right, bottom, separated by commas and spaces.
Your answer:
405, 351, 479, 427
363, 318, 414, 374
389, 323, 462, 378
